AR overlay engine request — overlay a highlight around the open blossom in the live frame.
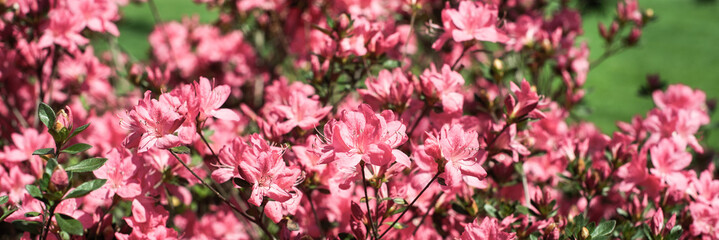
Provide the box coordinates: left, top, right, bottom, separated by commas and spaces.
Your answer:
192, 77, 239, 123
120, 91, 185, 152
37, 9, 88, 50
433, 1, 507, 49
0, 166, 35, 203
217, 134, 302, 221
419, 64, 466, 114
117, 198, 179, 240
460, 217, 517, 240
319, 104, 410, 169
650, 139, 692, 188
67, 0, 120, 36
358, 68, 414, 109
423, 123, 487, 189
271, 92, 332, 134
653, 84, 710, 124
505, 79, 546, 120
93, 148, 142, 199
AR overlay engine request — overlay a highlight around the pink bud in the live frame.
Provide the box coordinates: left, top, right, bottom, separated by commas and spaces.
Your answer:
626, 28, 642, 46
51, 167, 69, 189
55, 106, 73, 132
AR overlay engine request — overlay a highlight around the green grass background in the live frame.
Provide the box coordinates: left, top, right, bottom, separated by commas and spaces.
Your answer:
111, 0, 719, 144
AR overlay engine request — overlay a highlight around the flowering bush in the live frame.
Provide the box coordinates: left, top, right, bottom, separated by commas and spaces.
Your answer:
0, 0, 716, 239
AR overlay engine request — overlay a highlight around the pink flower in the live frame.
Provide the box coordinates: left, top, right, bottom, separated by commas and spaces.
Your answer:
359, 68, 414, 109
644, 108, 704, 153
0, 166, 35, 203
192, 77, 239, 123
505, 79, 545, 120
271, 92, 332, 134
423, 123, 487, 189
433, 1, 507, 49
319, 104, 410, 168
3, 128, 52, 163
93, 148, 142, 199
460, 217, 517, 240
653, 84, 710, 125
120, 91, 185, 152
617, 0, 643, 25
67, 0, 120, 36
217, 134, 302, 222
37, 9, 88, 51
650, 139, 691, 189
116, 198, 179, 240
419, 64, 466, 114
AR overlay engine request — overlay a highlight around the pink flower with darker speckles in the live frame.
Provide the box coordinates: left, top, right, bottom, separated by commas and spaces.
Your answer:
120, 91, 185, 152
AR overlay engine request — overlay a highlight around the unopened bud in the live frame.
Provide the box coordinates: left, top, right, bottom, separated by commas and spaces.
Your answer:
644, 8, 655, 21
51, 166, 69, 190
580, 227, 590, 240
55, 106, 73, 132
626, 28, 642, 46
491, 59, 504, 81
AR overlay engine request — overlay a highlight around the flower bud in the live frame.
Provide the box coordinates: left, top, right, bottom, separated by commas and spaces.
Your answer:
598, 23, 609, 40
626, 28, 642, 46
51, 166, 69, 190
55, 106, 73, 133
580, 227, 590, 240
491, 59, 504, 81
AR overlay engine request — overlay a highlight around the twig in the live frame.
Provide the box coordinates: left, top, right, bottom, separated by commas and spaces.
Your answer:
360, 162, 379, 239
378, 172, 440, 239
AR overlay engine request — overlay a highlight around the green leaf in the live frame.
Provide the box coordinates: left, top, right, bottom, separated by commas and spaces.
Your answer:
12, 220, 43, 234
64, 179, 106, 199
0, 195, 8, 205
64, 158, 107, 173
383, 222, 407, 230
38, 102, 55, 129
170, 146, 191, 154
25, 185, 42, 199
55, 213, 84, 235
24, 212, 41, 217
32, 148, 54, 156
0, 207, 18, 222
68, 123, 90, 139
392, 198, 407, 205
592, 220, 616, 238
60, 143, 92, 154
667, 225, 683, 240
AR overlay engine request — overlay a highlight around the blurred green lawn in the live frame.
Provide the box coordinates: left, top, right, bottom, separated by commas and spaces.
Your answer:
112, 0, 719, 144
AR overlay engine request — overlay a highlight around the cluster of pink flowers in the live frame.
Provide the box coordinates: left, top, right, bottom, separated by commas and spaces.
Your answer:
0, 0, 715, 239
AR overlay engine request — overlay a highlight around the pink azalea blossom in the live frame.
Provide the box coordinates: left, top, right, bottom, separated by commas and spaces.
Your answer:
433, 1, 507, 49
423, 123, 487, 189
271, 92, 332, 134
67, 0, 120, 36
319, 104, 410, 168
650, 139, 692, 189
37, 9, 88, 51
359, 68, 414, 109
419, 64, 466, 114
120, 91, 185, 152
0, 166, 35, 203
460, 217, 517, 240
505, 79, 546, 120
192, 77, 240, 123
93, 148, 142, 199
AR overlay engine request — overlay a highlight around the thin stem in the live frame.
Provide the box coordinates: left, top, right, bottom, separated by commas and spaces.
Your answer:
198, 129, 217, 157
408, 104, 431, 136
40, 204, 57, 240
451, 45, 470, 70
168, 150, 251, 220
168, 149, 276, 238
378, 172, 440, 239
519, 162, 531, 208
360, 162, 379, 239
307, 190, 326, 239
411, 192, 444, 235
